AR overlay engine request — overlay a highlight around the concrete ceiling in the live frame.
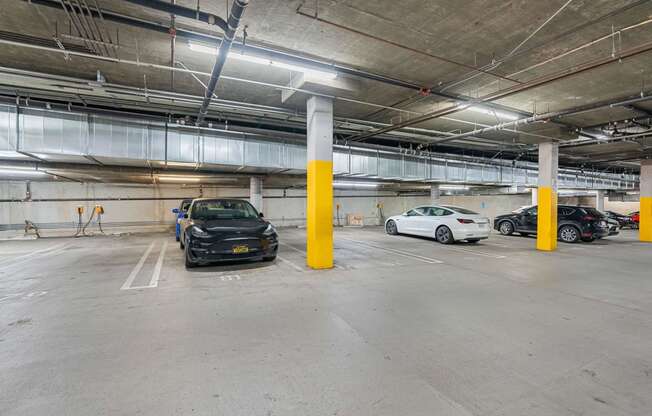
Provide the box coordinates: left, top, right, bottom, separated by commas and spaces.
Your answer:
1, 0, 651, 172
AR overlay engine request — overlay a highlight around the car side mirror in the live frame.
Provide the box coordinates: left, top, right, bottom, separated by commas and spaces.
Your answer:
183, 213, 189, 219
172, 208, 179, 214
259, 212, 264, 218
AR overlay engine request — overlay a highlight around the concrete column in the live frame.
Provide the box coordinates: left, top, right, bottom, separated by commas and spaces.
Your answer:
306, 96, 334, 269
536, 142, 558, 251
531, 187, 538, 206
430, 184, 441, 204
249, 176, 263, 214
595, 190, 605, 212
641, 160, 652, 242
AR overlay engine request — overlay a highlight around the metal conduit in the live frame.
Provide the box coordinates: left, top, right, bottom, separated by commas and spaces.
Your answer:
122, 0, 228, 31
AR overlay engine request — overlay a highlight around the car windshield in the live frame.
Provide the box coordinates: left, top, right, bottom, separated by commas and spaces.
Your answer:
512, 205, 533, 214
191, 200, 259, 220
444, 206, 478, 215
181, 201, 192, 211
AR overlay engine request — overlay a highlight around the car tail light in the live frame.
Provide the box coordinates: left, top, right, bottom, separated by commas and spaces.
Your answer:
582, 215, 597, 221
457, 218, 475, 224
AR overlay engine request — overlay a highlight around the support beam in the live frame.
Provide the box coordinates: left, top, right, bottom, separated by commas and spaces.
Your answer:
596, 190, 605, 212
641, 160, 652, 242
250, 176, 263, 214
430, 184, 441, 205
306, 96, 334, 269
537, 142, 559, 251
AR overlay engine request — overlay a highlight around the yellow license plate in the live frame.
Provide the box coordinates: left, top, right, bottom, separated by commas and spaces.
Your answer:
232, 245, 249, 254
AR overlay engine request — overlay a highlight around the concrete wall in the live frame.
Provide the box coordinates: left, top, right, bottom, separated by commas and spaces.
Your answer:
1, 180, 541, 236
559, 195, 639, 214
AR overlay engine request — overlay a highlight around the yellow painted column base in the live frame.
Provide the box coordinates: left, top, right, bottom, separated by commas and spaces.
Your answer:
641, 196, 652, 242
536, 186, 558, 251
306, 160, 333, 269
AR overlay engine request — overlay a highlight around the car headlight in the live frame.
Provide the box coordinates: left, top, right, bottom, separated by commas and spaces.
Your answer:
191, 225, 209, 238
263, 223, 276, 236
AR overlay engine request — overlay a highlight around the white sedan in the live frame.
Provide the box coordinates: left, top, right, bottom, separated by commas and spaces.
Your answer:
385, 205, 491, 244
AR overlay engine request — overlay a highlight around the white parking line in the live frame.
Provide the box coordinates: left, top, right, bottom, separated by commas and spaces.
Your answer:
0, 243, 69, 269
279, 242, 345, 269
276, 255, 305, 272
120, 242, 155, 290
148, 240, 168, 288
438, 245, 507, 259
338, 237, 444, 264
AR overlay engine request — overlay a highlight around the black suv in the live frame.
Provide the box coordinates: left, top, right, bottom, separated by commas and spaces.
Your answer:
494, 205, 610, 243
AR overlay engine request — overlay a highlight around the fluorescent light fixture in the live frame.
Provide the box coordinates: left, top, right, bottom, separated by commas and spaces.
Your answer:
0, 167, 47, 177
439, 184, 469, 190
188, 41, 337, 80
467, 106, 519, 121
333, 181, 379, 188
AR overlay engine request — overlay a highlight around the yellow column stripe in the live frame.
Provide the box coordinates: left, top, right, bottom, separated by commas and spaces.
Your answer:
641, 196, 652, 243
306, 160, 333, 269
536, 186, 558, 251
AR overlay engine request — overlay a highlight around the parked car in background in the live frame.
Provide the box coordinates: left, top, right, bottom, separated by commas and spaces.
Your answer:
180, 198, 278, 268
494, 205, 610, 243
172, 199, 193, 241
629, 211, 640, 229
604, 217, 620, 237
385, 205, 491, 244
603, 210, 634, 228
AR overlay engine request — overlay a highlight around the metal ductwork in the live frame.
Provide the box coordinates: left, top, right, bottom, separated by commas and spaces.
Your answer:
196, 0, 249, 125
122, 0, 228, 31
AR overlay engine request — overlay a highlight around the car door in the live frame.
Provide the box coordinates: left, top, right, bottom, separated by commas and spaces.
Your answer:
399, 208, 424, 235
521, 206, 538, 232
410, 207, 436, 236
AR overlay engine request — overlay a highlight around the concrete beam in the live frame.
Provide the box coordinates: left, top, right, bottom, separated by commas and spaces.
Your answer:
430, 184, 440, 205
250, 176, 263, 214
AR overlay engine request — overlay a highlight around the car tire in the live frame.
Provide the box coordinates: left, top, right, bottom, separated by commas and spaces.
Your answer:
385, 220, 399, 235
498, 221, 514, 236
558, 225, 580, 243
435, 226, 454, 244
184, 244, 197, 269
467, 239, 480, 243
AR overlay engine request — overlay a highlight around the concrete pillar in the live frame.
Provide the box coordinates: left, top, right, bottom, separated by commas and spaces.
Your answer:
430, 184, 441, 204
249, 176, 263, 214
306, 96, 334, 269
531, 187, 538, 206
595, 190, 605, 212
641, 160, 652, 242
536, 142, 558, 251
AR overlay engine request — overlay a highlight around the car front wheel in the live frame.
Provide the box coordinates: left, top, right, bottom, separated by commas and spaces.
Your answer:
184, 243, 197, 268
385, 220, 398, 235
558, 225, 580, 243
435, 226, 454, 244
498, 221, 514, 236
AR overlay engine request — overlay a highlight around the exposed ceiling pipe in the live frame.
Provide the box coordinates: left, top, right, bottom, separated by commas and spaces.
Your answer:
21, 0, 531, 116
433, 92, 652, 145
347, 39, 652, 142
198, 1, 249, 126
122, 0, 228, 31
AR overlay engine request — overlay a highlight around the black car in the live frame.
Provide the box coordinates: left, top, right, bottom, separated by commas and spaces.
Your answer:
603, 210, 634, 228
180, 198, 278, 268
493, 205, 610, 243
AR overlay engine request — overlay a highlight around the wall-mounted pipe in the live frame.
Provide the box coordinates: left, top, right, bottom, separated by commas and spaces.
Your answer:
122, 0, 228, 31
196, 0, 248, 125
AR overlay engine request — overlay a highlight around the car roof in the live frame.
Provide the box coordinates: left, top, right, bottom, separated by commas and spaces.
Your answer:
191, 198, 250, 203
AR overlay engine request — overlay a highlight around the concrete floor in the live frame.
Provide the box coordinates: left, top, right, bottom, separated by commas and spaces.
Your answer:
1, 228, 651, 415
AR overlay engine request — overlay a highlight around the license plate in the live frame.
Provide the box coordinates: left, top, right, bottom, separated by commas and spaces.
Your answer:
232, 245, 249, 254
